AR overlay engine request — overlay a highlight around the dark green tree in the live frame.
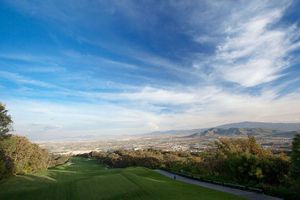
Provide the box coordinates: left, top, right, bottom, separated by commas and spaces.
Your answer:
291, 134, 300, 179
0, 103, 13, 136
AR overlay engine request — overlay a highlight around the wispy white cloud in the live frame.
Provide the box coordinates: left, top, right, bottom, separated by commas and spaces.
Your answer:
96, 86, 219, 106
215, 6, 300, 87
188, 0, 300, 87
0, 71, 57, 88
24, 66, 65, 73
0, 53, 54, 63
62, 50, 140, 70
5, 99, 160, 140
5, 87, 300, 140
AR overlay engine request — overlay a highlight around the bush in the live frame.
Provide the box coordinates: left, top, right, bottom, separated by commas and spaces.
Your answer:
88, 137, 292, 198
263, 183, 300, 200
291, 134, 300, 179
0, 135, 50, 177
49, 154, 70, 168
0, 150, 13, 179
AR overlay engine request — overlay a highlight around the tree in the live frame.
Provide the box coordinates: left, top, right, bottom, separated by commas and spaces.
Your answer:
291, 134, 300, 179
0, 135, 50, 175
0, 103, 13, 136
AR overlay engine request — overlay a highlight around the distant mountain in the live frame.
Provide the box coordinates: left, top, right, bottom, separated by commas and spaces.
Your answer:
188, 127, 300, 138
146, 121, 300, 138
271, 130, 300, 138
216, 121, 300, 131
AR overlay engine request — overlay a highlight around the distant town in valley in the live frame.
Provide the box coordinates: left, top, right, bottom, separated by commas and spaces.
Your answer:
39, 122, 300, 155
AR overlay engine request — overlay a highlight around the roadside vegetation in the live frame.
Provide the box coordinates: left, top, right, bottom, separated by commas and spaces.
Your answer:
87, 136, 300, 200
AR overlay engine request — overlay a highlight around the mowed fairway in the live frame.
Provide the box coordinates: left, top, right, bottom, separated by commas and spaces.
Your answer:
0, 157, 244, 200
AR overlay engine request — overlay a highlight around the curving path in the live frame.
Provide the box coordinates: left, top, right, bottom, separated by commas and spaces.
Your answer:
155, 169, 282, 200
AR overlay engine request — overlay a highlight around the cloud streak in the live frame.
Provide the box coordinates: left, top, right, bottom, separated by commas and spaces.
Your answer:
5, 87, 300, 140
0, 71, 57, 88
215, 5, 300, 87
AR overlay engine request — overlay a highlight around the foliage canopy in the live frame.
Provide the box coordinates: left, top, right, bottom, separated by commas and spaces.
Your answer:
0, 103, 13, 136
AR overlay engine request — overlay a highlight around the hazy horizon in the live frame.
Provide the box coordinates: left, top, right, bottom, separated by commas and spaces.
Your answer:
1, 0, 300, 140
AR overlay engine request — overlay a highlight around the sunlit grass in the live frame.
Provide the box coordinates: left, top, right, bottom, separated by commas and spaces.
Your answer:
0, 157, 244, 200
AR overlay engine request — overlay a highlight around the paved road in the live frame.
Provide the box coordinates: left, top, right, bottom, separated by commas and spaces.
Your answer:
155, 169, 281, 200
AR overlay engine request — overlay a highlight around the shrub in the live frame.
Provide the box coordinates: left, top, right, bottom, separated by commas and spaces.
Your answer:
291, 134, 300, 179
0, 135, 50, 177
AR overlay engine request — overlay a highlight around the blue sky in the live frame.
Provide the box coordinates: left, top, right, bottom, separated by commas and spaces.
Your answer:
0, 0, 300, 140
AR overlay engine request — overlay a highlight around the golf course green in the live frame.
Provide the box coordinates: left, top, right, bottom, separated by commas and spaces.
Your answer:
0, 157, 244, 200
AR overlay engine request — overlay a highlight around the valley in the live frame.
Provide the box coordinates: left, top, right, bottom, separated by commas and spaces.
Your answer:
39, 122, 299, 154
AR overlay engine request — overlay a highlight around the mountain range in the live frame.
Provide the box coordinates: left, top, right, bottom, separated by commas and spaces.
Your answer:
187, 128, 300, 138
216, 121, 300, 131
149, 121, 300, 138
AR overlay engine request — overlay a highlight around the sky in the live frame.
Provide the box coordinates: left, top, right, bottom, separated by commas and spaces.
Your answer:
0, 0, 300, 140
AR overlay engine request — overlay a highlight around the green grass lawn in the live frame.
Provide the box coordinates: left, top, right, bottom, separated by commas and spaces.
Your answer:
0, 157, 244, 200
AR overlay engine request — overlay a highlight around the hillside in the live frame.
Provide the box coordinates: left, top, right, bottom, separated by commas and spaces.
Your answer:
147, 122, 300, 138
187, 128, 300, 138
216, 121, 300, 131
